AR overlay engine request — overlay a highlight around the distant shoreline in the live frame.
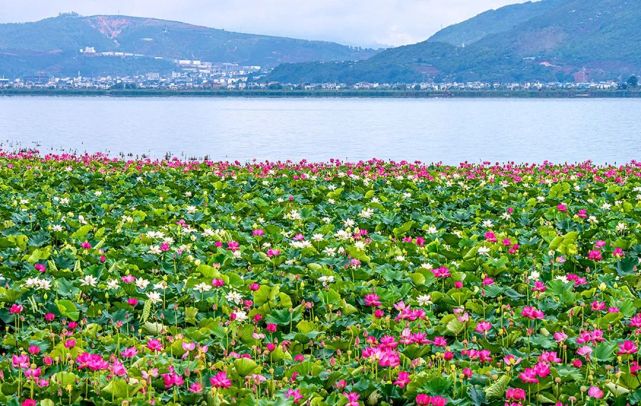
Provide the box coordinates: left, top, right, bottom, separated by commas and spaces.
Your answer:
1, 88, 641, 98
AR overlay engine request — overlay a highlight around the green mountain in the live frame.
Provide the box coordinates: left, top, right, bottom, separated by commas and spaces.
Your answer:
268, 0, 641, 84
0, 13, 377, 77
427, 0, 565, 47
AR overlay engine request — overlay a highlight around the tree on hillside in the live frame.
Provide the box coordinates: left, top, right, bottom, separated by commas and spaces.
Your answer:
627, 75, 639, 88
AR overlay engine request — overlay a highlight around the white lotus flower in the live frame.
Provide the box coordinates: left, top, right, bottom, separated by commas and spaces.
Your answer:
81, 275, 98, 287
147, 292, 161, 304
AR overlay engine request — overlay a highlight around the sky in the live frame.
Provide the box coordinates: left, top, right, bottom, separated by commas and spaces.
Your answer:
0, 0, 529, 48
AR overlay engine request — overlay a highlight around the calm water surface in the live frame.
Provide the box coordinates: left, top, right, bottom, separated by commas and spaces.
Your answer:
1, 97, 640, 163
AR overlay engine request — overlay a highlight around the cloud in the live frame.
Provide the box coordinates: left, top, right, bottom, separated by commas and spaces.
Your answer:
0, 0, 528, 47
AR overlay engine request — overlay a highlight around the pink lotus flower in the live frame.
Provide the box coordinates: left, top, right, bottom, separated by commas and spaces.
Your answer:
122, 275, 136, 283
34, 263, 46, 272
121, 347, 138, 358
532, 280, 546, 292
587, 250, 602, 261
162, 367, 184, 389
344, 392, 360, 406
182, 342, 196, 352
557, 203, 567, 212
81, 241, 92, 249
506, 388, 526, 401
431, 266, 451, 279
10, 304, 23, 314
266, 323, 277, 333
286, 388, 303, 403
521, 306, 544, 320
587, 386, 604, 399
613, 247, 625, 257
393, 371, 411, 388
12, 354, 30, 369
618, 340, 638, 355
146, 338, 163, 352
475, 321, 492, 333
266, 248, 281, 257
189, 382, 203, 393
212, 278, 225, 287
432, 336, 447, 347
76, 352, 109, 371
484, 231, 497, 242
503, 354, 522, 366
533, 362, 550, 378
111, 359, 127, 377
416, 394, 448, 406
577, 346, 592, 358
364, 293, 381, 307
539, 351, 562, 363
462, 367, 472, 378
518, 368, 539, 384
630, 314, 641, 328
210, 371, 232, 388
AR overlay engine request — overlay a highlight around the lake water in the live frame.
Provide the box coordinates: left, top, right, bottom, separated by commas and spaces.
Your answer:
1, 97, 640, 163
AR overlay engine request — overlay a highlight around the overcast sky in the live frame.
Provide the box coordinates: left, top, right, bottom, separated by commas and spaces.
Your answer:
0, 0, 528, 47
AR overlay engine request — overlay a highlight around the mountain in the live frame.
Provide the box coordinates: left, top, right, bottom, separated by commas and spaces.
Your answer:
427, 0, 565, 47
268, 0, 641, 84
0, 13, 377, 77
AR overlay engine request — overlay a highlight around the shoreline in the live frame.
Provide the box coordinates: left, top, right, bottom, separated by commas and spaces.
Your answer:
2, 88, 641, 98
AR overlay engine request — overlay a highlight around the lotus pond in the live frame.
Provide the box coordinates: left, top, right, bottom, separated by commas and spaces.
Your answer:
2, 152, 641, 405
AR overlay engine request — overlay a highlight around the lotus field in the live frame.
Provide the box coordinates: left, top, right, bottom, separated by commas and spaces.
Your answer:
3, 152, 641, 405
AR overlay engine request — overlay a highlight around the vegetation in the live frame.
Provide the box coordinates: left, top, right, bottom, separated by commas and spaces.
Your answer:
268, 0, 641, 84
2, 152, 641, 404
